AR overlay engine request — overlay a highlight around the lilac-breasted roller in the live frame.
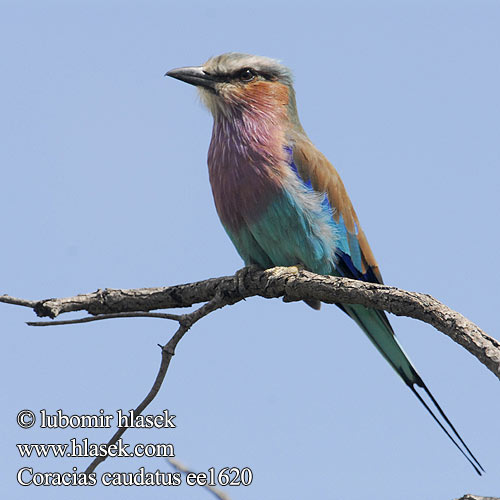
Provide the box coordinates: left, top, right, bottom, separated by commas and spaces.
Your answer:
167, 53, 483, 474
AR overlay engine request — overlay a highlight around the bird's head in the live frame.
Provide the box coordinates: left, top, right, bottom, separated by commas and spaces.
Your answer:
166, 53, 299, 124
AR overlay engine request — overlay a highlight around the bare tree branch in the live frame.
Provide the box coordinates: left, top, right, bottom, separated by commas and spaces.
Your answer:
2, 266, 499, 380
2, 265, 499, 499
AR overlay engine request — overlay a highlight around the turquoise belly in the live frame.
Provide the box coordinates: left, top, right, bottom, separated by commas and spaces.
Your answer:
223, 188, 338, 275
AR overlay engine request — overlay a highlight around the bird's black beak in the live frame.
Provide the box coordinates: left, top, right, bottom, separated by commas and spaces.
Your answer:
165, 66, 217, 91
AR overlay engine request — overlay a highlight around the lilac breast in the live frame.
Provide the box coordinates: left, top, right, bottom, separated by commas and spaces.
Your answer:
207, 113, 285, 233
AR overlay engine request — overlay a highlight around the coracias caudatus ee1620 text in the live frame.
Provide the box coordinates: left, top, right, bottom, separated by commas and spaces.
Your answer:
166, 53, 483, 475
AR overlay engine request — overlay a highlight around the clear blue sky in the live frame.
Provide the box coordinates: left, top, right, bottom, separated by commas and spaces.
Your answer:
1, 1, 499, 499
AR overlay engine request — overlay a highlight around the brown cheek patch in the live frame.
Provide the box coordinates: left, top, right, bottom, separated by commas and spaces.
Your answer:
236, 81, 290, 114
250, 80, 289, 104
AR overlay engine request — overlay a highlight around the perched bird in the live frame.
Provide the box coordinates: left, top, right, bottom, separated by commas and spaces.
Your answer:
167, 53, 483, 474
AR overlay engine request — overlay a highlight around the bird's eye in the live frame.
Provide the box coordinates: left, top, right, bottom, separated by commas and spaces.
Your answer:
238, 68, 256, 82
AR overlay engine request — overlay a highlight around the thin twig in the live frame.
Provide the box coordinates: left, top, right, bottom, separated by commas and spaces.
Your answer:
84, 292, 239, 475
167, 458, 232, 500
27, 311, 183, 327
0, 295, 37, 307
84, 325, 181, 475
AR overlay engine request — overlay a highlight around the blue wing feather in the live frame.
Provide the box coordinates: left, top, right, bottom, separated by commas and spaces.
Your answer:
287, 145, 377, 283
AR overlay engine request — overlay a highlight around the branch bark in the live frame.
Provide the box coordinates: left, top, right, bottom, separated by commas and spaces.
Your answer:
2, 266, 499, 380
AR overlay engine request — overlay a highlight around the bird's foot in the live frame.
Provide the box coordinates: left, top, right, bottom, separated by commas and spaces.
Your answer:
282, 269, 302, 303
265, 264, 304, 279
279, 265, 321, 309
278, 264, 304, 304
